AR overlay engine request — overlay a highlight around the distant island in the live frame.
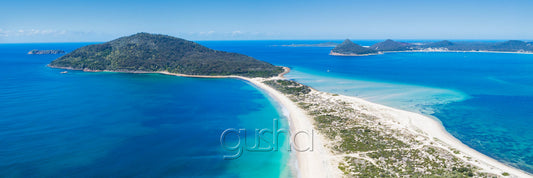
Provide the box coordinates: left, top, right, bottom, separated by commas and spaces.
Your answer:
49, 33, 283, 77
28, 49, 65, 55
330, 39, 379, 56
275, 42, 338, 47
331, 39, 533, 56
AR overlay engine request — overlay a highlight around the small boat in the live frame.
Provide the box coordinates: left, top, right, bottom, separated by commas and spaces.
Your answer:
60, 71, 68, 74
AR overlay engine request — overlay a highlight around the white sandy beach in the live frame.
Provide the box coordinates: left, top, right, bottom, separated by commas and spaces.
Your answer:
331, 94, 532, 178
242, 76, 532, 177
244, 77, 342, 178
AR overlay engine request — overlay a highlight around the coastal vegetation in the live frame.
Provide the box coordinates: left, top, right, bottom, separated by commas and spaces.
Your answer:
263, 78, 500, 177
263, 79, 311, 96
49, 33, 283, 77
421, 40, 533, 52
331, 39, 533, 56
369, 39, 412, 51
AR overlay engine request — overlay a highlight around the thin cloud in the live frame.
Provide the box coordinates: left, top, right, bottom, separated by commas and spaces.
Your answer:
4, 29, 68, 37
198, 31, 215, 36
231, 30, 243, 36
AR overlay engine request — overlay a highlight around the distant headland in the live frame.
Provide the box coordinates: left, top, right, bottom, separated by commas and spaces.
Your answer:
331, 39, 533, 56
28, 49, 65, 55
48, 33, 283, 77
330, 39, 379, 56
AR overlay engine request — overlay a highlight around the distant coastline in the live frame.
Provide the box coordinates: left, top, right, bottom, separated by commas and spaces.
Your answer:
330, 39, 533, 56
330, 49, 533, 56
329, 51, 382, 56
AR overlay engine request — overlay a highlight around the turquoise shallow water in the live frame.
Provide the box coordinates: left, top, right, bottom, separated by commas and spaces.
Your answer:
0, 43, 291, 177
199, 40, 533, 173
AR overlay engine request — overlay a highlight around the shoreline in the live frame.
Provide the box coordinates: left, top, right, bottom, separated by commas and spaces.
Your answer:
332, 94, 532, 177
330, 50, 533, 56
49, 65, 532, 177
242, 75, 339, 178
329, 51, 382, 56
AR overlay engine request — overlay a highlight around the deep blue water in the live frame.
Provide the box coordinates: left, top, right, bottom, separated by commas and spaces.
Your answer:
0, 43, 291, 177
199, 40, 533, 173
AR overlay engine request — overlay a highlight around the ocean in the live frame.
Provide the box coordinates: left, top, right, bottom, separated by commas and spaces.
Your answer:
0, 40, 532, 176
0, 43, 292, 177
199, 40, 533, 173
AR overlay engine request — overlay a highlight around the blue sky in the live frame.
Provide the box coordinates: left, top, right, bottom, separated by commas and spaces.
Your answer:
1, 0, 532, 43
